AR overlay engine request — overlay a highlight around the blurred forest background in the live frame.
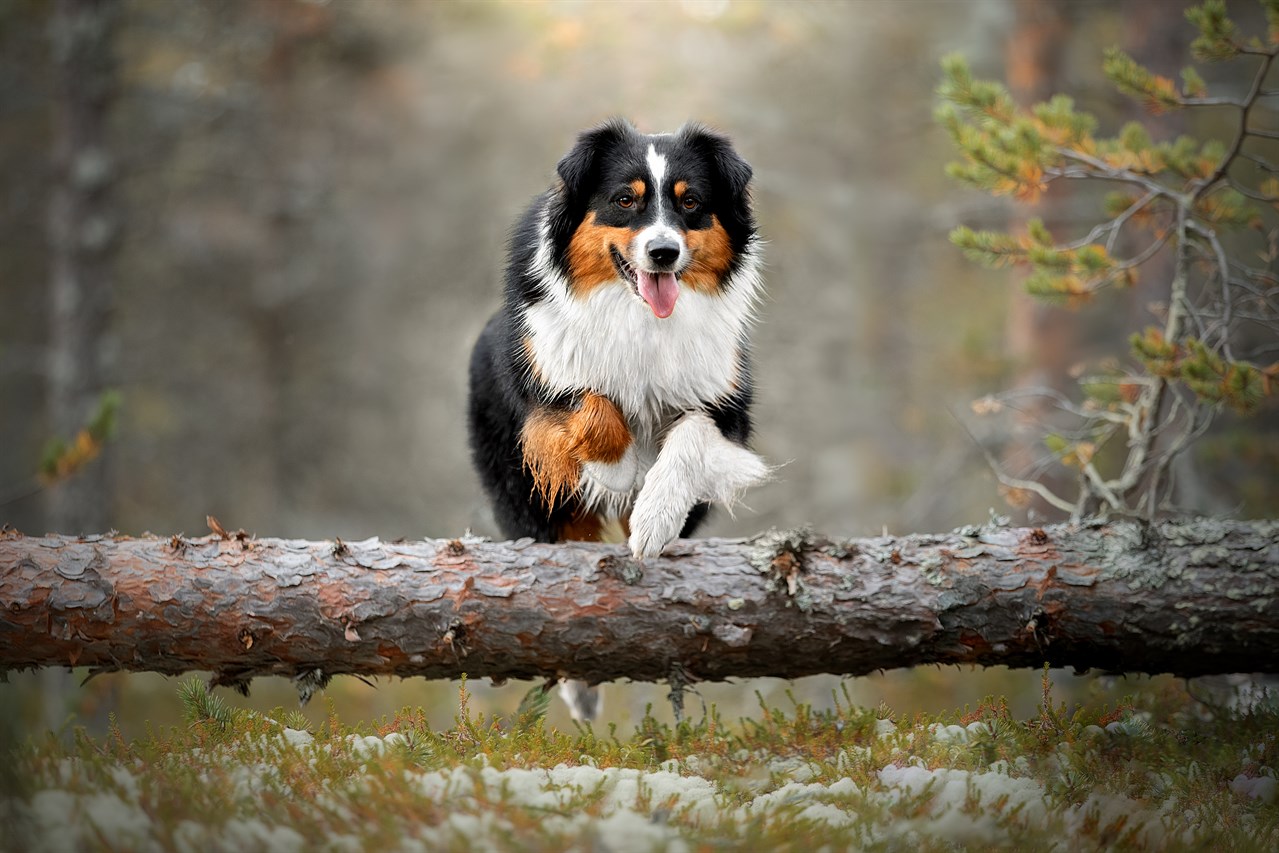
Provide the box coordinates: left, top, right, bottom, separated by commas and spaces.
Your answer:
2, 0, 1276, 737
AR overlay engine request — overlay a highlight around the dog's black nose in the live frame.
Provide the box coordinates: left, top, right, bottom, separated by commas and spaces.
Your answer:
647, 240, 680, 267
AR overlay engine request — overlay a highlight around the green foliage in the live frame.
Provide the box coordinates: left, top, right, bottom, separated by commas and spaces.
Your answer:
177, 676, 236, 733
279, 709, 311, 732
1187, 0, 1242, 60
941, 0, 1279, 515
38, 389, 122, 483
1180, 339, 1269, 412
1130, 329, 1272, 413
1181, 64, 1209, 96
1042, 432, 1098, 469
1196, 186, 1261, 228
1104, 47, 1183, 112
936, 54, 1084, 204
948, 225, 1023, 267
514, 682, 552, 725
949, 221, 1124, 303
1266, 0, 1279, 44
1131, 327, 1180, 377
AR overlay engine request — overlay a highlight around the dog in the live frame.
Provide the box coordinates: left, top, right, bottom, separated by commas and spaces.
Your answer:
467, 119, 770, 719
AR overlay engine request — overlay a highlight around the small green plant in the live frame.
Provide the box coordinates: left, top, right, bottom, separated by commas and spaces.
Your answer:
513, 682, 553, 725
177, 676, 235, 733
940, 0, 1279, 518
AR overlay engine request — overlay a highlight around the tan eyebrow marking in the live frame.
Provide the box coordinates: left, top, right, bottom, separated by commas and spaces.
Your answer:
673, 180, 688, 199
629, 179, 646, 197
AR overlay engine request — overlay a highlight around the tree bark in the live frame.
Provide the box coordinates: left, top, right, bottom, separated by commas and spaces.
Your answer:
1, 520, 1277, 692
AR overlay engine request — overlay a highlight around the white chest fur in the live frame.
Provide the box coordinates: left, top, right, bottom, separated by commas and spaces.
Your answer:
520, 232, 765, 538
522, 269, 760, 423
523, 268, 761, 520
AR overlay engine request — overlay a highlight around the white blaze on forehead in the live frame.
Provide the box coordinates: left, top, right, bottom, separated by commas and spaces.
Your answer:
639, 143, 682, 268
646, 144, 668, 213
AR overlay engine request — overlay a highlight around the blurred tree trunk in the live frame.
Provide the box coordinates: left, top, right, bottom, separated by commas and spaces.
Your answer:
43, 0, 120, 729
46, 0, 119, 533
1004, 0, 1074, 384
2, 521, 1277, 687
1001, 0, 1077, 519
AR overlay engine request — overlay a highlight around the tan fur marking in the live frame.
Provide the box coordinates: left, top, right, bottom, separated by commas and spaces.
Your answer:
557, 509, 605, 542
567, 212, 634, 294
680, 214, 733, 293
673, 180, 688, 199
629, 179, 646, 198
521, 393, 631, 506
520, 409, 579, 507
566, 392, 631, 463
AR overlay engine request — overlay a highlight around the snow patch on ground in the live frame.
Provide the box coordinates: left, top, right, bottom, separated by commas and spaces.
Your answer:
9, 727, 1274, 851
281, 727, 314, 749
874, 763, 1049, 843
1231, 773, 1277, 803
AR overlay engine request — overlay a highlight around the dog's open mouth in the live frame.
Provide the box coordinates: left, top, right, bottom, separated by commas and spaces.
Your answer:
610, 246, 639, 287
611, 246, 679, 319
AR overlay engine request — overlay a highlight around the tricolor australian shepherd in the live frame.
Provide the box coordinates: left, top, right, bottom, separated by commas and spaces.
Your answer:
468, 118, 769, 564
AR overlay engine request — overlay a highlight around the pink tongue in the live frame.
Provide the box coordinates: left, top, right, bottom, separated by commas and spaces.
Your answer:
636, 271, 679, 318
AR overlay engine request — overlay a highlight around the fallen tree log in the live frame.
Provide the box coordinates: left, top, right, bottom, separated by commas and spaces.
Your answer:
1, 519, 1277, 695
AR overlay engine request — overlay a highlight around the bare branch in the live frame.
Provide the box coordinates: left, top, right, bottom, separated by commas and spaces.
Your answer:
1111, 229, 1173, 273
1060, 190, 1158, 253
1176, 97, 1247, 107
952, 410, 1080, 514
1238, 150, 1279, 173
1108, 209, 1190, 501
1226, 177, 1279, 201
1186, 219, 1235, 358
1052, 151, 1180, 199
1195, 50, 1272, 199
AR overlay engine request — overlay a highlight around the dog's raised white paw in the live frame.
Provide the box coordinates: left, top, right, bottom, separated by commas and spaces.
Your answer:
628, 492, 687, 559
627, 410, 773, 559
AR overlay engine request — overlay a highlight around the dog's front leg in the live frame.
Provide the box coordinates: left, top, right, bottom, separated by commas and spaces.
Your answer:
628, 410, 769, 559
570, 393, 639, 498
522, 392, 635, 506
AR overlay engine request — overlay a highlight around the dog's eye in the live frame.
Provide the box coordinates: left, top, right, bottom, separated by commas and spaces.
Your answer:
615, 194, 635, 209
682, 196, 700, 212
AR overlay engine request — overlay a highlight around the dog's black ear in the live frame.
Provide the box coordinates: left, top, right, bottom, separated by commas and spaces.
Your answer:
714, 139, 753, 205
679, 123, 754, 229
548, 118, 634, 249
556, 118, 634, 203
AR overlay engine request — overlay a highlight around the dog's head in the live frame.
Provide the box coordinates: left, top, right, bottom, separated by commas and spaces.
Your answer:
546, 119, 756, 318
